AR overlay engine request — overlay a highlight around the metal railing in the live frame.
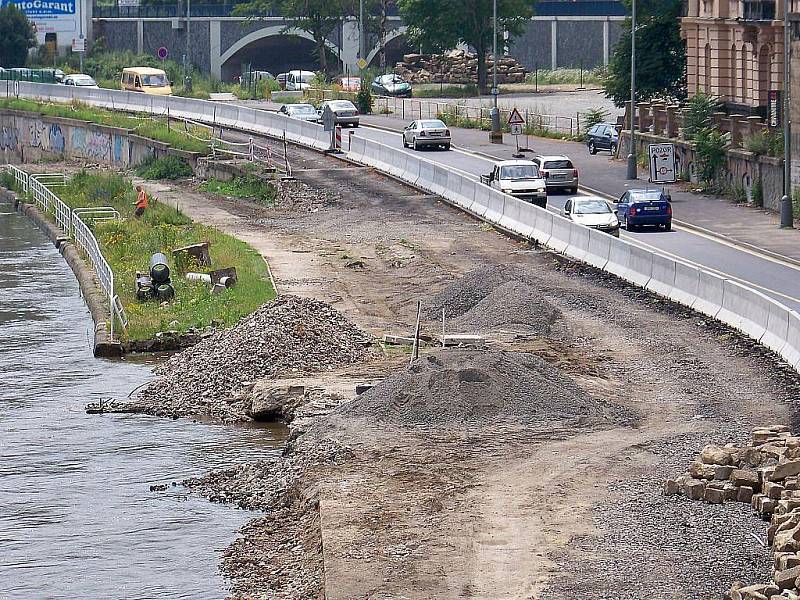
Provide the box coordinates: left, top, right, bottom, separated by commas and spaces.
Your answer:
211, 130, 290, 174
372, 95, 588, 137
7, 164, 29, 192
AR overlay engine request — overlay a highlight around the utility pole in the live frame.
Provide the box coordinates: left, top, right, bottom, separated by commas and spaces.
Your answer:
489, 0, 502, 143
185, 0, 192, 91
78, 0, 84, 72
626, 0, 637, 180
359, 0, 365, 70
781, 0, 794, 228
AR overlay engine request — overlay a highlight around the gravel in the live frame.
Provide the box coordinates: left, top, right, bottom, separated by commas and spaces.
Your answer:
135, 295, 374, 421
336, 348, 637, 429
273, 179, 340, 213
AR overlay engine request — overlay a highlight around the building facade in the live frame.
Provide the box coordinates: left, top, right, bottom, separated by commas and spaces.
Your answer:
681, 0, 800, 114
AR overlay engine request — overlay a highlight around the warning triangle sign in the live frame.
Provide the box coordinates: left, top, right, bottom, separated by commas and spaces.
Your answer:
508, 107, 525, 125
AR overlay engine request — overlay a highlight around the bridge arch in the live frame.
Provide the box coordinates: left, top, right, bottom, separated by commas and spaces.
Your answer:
365, 26, 409, 69
215, 25, 341, 80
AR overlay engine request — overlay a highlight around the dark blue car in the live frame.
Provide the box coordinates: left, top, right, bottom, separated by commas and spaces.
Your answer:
615, 189, 672, 231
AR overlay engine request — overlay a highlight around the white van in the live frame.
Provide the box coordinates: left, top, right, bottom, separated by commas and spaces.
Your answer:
285, 70, 315, 91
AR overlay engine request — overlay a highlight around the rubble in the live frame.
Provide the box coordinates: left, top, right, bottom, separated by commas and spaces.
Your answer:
394, 49, 528, 85
133, 295, 375, 421
663, 425, 800, 599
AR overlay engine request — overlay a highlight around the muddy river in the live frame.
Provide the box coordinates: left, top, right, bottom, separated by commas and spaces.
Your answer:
0, 205, 283, 598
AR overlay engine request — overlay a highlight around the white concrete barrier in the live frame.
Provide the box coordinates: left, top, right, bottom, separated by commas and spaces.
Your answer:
530, 207, 553, 246
670, 261, 701, 307
783, 313, 800, 368
693, 270, 725, 318
564, 223, 591, 263
403, 154, 422, 187
471, 186, 491, 218
605, 237, 633, 281
417, 161, 436, 194
432, 164, 450, 197
347, 136, 367, 164
444, 170, 473, 210
763, 302, 791, 355
626, 245, 653, 288
483, 190, 506, 224
646, 254, 677, 298
717, 280, 771, 341
584, 229, 612, 270
548, 214, 572, 254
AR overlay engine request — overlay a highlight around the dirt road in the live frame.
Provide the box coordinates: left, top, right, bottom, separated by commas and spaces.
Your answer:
140, 141, 799, 599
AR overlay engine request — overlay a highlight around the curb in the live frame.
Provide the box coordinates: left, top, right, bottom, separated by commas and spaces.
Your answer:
7, 190, 123, 358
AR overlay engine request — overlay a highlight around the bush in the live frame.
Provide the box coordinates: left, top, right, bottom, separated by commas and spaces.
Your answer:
751, 177, 763, 207
356, 79, 373, 115
683, 92, 720, 141
583, 107, 608, 132
693, 127, 729, 185
0, 169, 15, 190
135, 155, 193, 180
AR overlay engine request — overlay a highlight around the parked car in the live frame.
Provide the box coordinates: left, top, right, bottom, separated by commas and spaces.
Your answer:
371, 74, 412, 97
402, 119, 451, 150
279, 103, 319, 122
121, 67, 172, 96
286, 70, 315, 92
318, 100, 359, 127
532, 154, 578, 194
339, 76, 361, 92
586, 122, 619, 155
480, 160, 547, 208
62, 74, 99, 88
615, 188, 672, 231
562, 196, 620, 237
276, 72, 288, 90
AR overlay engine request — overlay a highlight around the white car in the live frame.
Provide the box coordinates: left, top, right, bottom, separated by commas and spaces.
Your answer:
562, 196, 620, 237
62, 74, 99, 88
318, 100, 359, 127
480, 160, 547, 208
285, 70, 315, 91
402, 119, 451, 150
279, 103, 319, 122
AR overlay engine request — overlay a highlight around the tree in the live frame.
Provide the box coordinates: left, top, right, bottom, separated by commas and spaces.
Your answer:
398, 0, 533, 94
234, 0, 345, 73
603, 0, 686, 107
0, 4, 36, 68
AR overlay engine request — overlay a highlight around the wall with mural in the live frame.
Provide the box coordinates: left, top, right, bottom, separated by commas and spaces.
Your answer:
0, 111, 141, 168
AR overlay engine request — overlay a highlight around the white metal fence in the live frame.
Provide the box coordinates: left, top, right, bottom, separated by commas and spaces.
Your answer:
6, 165, 122, 341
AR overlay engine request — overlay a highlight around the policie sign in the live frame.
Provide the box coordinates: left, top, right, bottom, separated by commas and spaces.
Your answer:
768, 90, 782, 129
648, 143, 676, 184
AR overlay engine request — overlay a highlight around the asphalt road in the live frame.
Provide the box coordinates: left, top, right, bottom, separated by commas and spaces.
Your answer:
349, 119, 800, 312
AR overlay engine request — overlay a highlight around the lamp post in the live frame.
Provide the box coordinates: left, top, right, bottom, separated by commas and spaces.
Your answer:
626, 0, 637, 179
781, 0, 794, 228
489, 0, 502, 143
184, 0, 192, 92
359, 0, 365, 71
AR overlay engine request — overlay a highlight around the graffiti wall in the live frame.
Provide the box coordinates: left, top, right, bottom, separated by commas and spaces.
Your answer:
0, 112, 131, 168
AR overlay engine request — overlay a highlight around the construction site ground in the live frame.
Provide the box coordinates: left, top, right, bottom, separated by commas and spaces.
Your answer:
137, 138, 800, 599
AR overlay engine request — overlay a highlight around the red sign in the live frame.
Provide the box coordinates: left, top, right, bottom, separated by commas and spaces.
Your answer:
157, 47, 168, 60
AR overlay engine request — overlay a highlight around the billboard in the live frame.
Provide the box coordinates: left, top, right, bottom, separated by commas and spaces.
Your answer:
1, 0, 81, 44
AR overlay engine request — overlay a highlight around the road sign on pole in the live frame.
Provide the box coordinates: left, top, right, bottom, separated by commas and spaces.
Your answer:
648, 143, 677, 184
508, 107, 525, 126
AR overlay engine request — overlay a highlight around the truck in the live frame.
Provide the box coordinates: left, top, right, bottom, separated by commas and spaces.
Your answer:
479, 160, 548, 208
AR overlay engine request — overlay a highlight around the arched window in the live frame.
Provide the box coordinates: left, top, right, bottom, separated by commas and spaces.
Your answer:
730, 43, 737, 101
704, 43, 712, 93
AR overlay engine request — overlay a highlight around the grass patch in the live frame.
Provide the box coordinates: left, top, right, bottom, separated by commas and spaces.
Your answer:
412, 84, 480, 98
199, 175, 276, 205
0, 98, 210, 153
136, 155, 194, 180
525, 67, 605, 86
52, 171, 275, 340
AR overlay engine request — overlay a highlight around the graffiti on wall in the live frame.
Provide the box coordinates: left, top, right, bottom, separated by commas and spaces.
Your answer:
70, 128, 113, 162
0, 127, 18, 151
113, 134, 123, 163
49, 124, 65, 153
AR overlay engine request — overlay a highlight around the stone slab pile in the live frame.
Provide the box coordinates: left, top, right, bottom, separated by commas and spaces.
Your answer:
664, 425, 800, 600
394, 49, 528, 85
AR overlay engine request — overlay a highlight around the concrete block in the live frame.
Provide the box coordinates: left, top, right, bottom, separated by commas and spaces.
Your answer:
705, 486, 726, 504
766, 481, 787, 500
683, 478, 706, 500
716, 465, 735, 480
737, 486, 755, 503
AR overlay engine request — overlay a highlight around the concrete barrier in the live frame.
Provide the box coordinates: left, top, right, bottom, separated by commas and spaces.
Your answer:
584, 229, 612, 270
403, 155, 422, 187
471, 185, 491, 218
763, 302, 791, 355
564, 222, 591, 263
348, 136, 367, 164
483, 190, 506, 224
717, 280, 771, 341
530, 207, 553, 246
646, 254, 677, 298
432, 164, 450, 197
670, 261, 701, 307
444, 171, 473, 210
498, 195, 521, 233
626, 245, 653, 288
693, 270, 725, 318
503, 198, 535, 238
605, 237, 633, 281
548, 214, 572, 254
783, 313, 800, 368
417, 161, 436, 194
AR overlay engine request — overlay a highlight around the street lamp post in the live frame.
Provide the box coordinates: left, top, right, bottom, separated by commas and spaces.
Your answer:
489, 0, 502, 143
359, 0, 365, 69
626, 0, 637, 179
781, 0, 794, 228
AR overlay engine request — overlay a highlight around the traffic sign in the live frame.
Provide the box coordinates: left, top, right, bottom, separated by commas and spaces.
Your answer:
507, 107, 525, 126
157, 46, 168, 60
357, 58, 368, 70
510, 123, 523, 136
72, 38, 85, 52
648, 143, 677, 184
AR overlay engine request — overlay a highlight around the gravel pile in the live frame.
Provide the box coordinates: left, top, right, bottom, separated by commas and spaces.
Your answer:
274, 179, 339, 213
136, 295, 373, 421
337, 348, 636, 429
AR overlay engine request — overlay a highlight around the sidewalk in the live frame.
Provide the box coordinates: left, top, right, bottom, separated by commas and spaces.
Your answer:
362, 112, 800, 266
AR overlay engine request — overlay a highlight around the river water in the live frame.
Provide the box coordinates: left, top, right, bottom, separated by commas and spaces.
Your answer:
0, 204, 284, 598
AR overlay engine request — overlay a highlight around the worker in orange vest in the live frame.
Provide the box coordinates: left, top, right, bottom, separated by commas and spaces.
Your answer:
133, 185, 149, 218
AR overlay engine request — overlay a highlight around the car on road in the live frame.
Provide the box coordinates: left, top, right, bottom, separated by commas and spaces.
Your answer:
371, 74, 412, 97
318, 100, 360, 127
586, 122, 619, 155
62, 74, 99, 88
532, 155, 578, 194
286, 70, 315, 92
402, 119, 451, 150
480, 160, 547, 208
279, 103, 319, 122
121, 67, 172, 96
562, 196, 620, 237
615, 189, 672, 231
276, 72, 288, 89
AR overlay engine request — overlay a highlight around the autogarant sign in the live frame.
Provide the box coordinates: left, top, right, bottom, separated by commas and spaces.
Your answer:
2, 0, 79, 42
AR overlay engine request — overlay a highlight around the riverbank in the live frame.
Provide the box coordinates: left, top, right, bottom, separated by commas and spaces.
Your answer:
129, 134, 800, 598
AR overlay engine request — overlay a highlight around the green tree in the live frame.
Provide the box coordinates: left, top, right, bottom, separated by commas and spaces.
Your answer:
234, 0, 345, 73
398, 0, 533, 94
603, 0, 686, 107
0, 4, 36, 68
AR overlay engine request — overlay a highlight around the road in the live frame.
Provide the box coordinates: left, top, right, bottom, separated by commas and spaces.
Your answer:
240, 100, 800, 313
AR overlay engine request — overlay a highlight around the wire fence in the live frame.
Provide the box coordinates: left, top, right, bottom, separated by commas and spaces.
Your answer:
372, 95, 589, 137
